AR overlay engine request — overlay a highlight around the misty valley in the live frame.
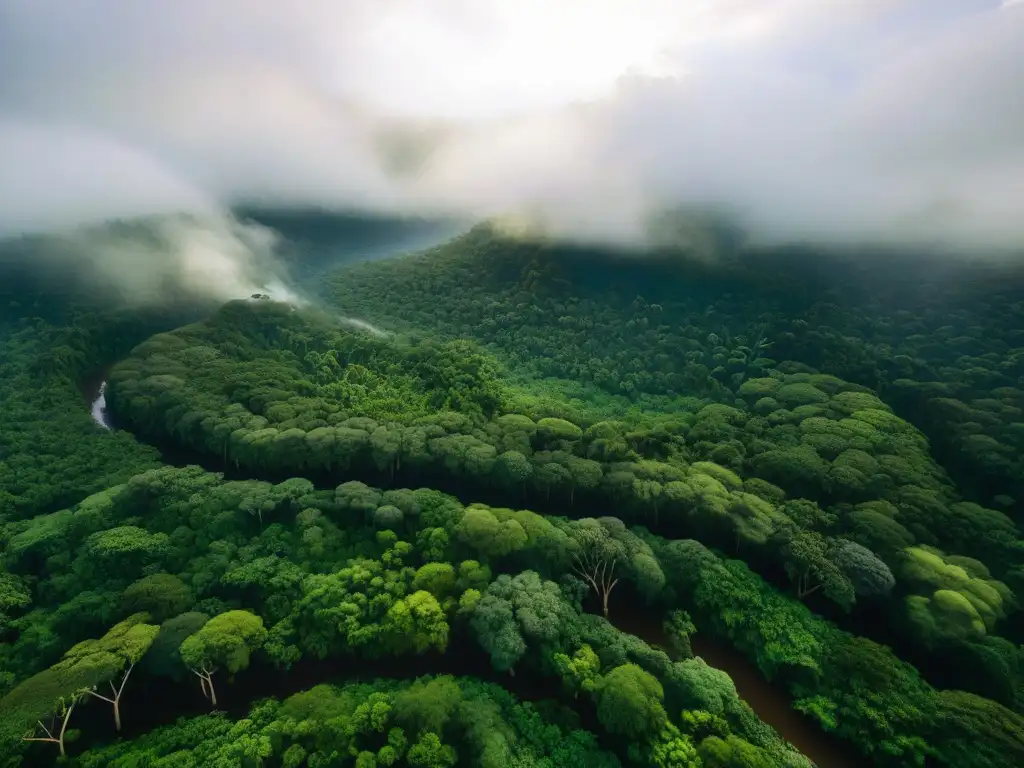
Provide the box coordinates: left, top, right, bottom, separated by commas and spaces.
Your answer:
0, 213, 1021, 768
5, 0, 1024, 765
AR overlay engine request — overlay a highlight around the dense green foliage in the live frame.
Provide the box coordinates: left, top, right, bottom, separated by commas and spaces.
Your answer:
74, 675, 618, 768
3, 224, 1024, 766
324, 226, 1024, 513
104, 295, 1024, 709
1, 467, 816, 767
1, 465, 1022, 765
0, 310, 165, 520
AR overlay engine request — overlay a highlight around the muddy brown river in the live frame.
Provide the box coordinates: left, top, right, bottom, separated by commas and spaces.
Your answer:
608, 601, 860, 768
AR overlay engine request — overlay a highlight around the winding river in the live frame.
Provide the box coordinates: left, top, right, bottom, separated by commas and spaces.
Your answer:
81, 374, 857, 768
607, 598, 858, 768
75, 220, 858, 768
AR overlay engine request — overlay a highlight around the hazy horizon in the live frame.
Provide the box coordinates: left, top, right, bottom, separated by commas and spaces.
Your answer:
1, 1, 1022, 298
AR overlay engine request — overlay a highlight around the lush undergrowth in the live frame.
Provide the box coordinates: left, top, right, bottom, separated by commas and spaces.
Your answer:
3, 225, 1024, 767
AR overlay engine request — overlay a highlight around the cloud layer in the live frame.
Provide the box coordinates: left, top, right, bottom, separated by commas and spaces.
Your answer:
0, 0, 1021, 284
0, 212, 296, 305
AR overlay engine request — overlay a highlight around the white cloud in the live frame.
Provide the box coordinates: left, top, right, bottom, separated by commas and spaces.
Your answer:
0, 0, 1020, 287
0, 118, 213, 235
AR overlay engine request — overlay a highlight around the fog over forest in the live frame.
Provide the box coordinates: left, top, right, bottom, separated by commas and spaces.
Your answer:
4, 4, 1024, 768
1, 0, 1022, 300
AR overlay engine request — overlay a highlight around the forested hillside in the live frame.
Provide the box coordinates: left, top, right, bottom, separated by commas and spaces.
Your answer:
4, 467, 1019, 767
325, 226, 1024, 514
2, 226, 1024, 767
0, 293, 206, 520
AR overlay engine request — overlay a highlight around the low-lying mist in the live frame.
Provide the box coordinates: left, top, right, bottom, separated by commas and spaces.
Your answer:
0, 213, 299, 306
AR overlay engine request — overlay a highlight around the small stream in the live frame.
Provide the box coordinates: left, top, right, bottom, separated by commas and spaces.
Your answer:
687, 637, 858, 768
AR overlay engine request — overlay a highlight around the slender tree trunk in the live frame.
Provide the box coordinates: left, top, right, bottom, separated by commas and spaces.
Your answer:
796, 572, 822, 600
574, 555, 619, 620
192, 664, 218, 707
799, 583, 823, 599
86, 663, 135, 731
23, 699, 78, 757
57, 706, 73, 757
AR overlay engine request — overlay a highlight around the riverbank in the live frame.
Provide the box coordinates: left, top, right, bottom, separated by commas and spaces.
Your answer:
605, 595, 859, 768
24, 631, 601, 767
25, 589, 855, 768
77, 383, 859, 768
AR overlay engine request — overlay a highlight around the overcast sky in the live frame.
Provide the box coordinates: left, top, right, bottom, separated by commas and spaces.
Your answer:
1, 0, 1022, 256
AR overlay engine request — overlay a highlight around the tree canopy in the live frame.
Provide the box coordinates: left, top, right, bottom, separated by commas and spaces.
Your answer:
3, 225, 1024, 767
